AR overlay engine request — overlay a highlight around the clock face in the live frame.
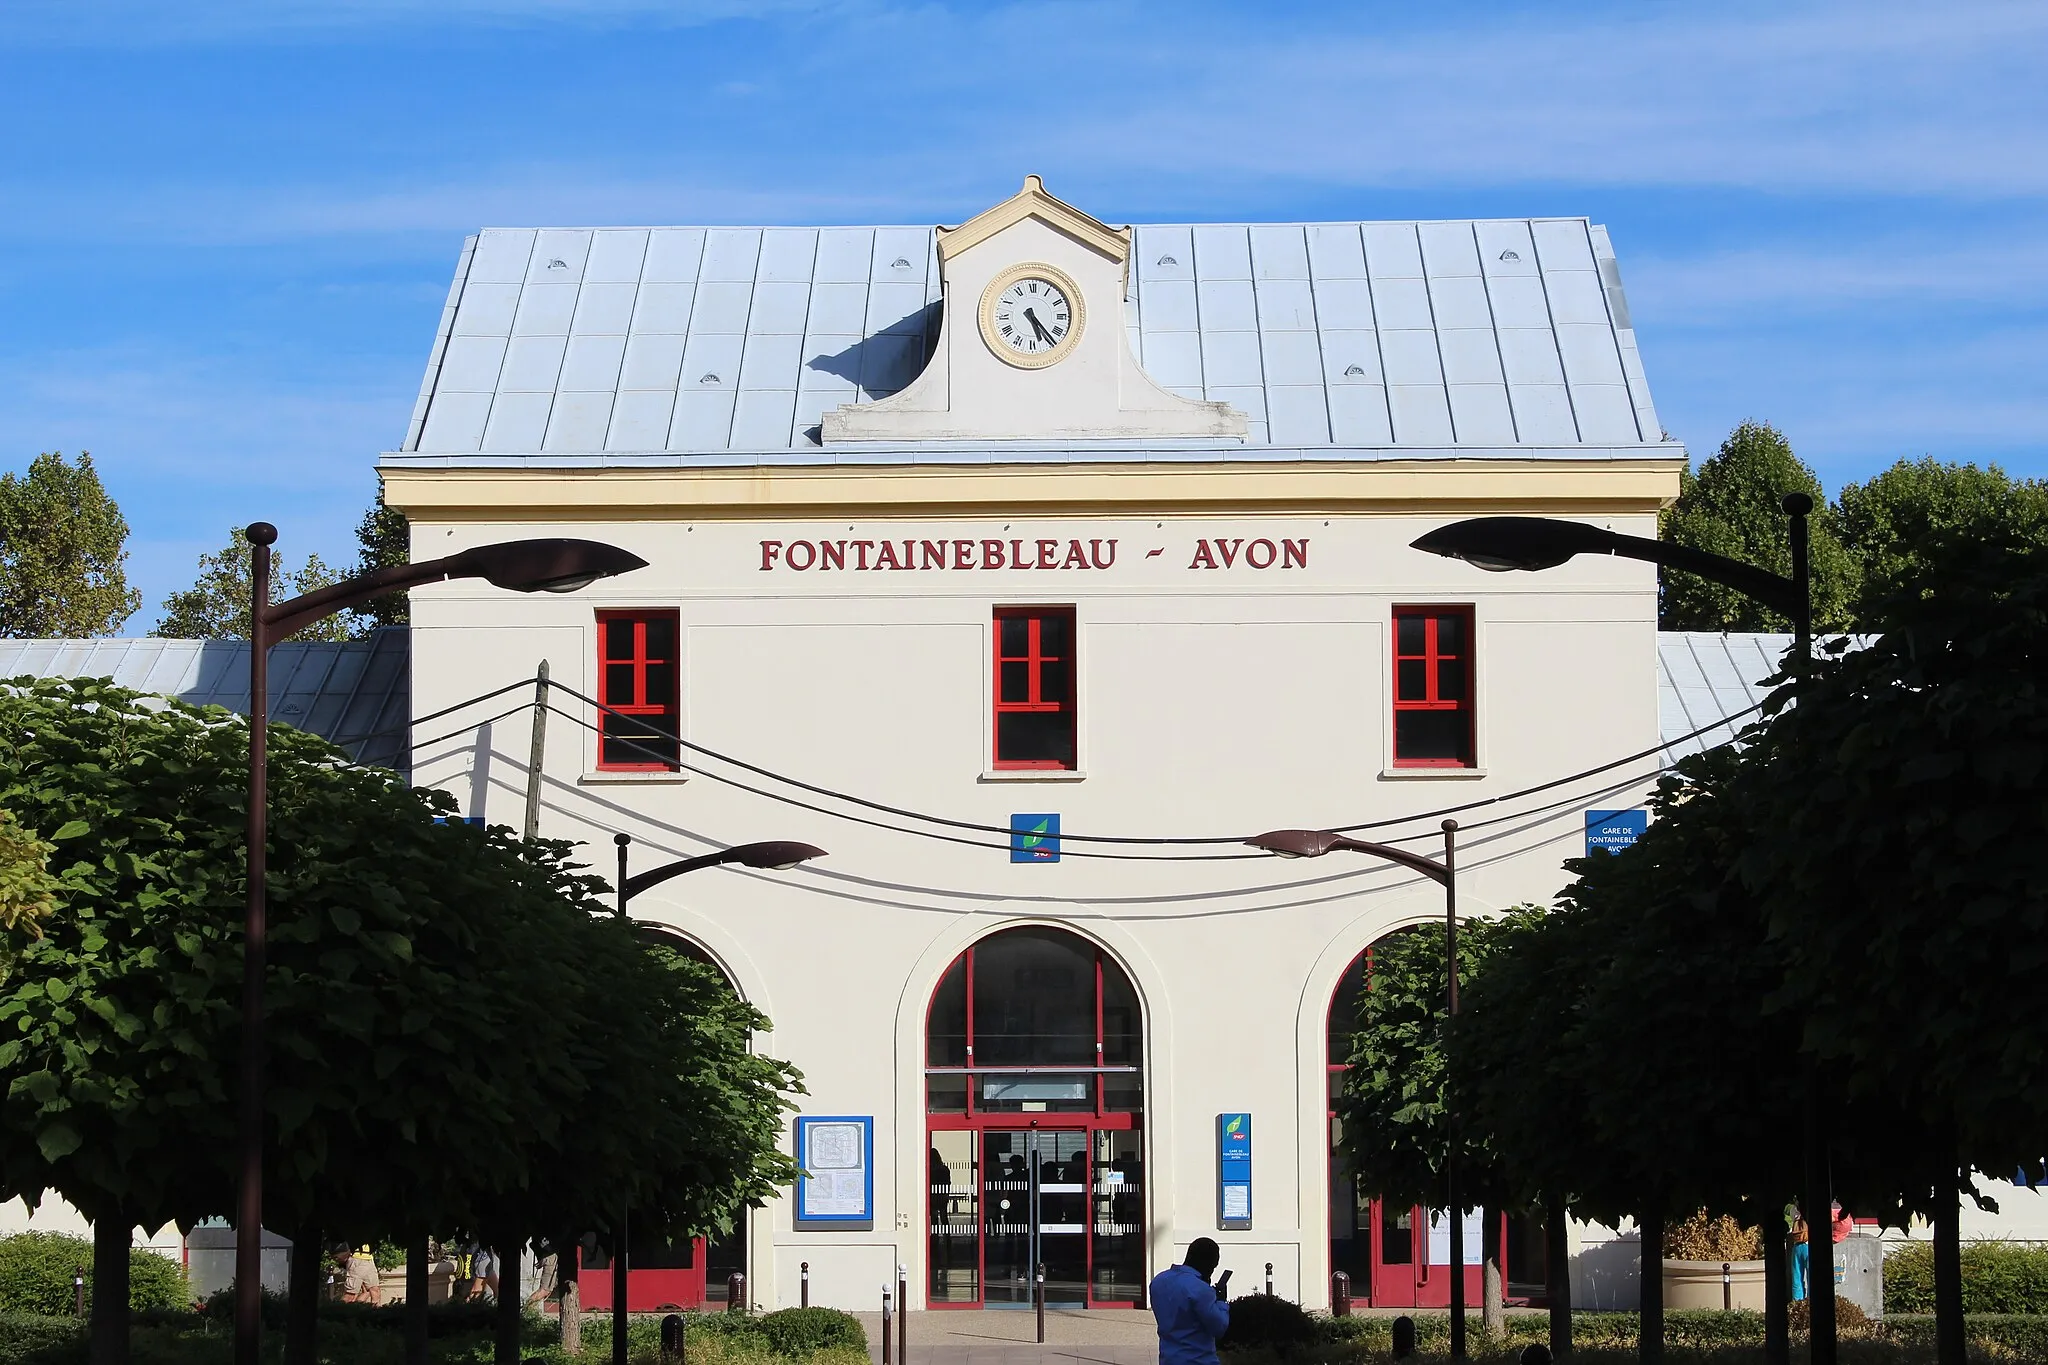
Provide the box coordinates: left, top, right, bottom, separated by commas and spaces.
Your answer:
979, 263, 1085, 368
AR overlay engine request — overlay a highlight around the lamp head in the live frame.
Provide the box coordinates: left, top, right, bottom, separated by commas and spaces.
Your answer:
1245, 829, 1342, 859
725, 841, 828, 871
1410, 517, 1617, 573
449, 538, 648, 594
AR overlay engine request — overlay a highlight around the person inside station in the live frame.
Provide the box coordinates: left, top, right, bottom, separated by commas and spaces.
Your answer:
1830, 1200, 1854, 1243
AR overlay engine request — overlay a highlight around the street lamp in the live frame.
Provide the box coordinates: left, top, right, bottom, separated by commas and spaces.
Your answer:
606, 832, 826, 1365
235, 524, 646, 1365
1410, 495, 1828, 1365
1246, 822, 1466, 1359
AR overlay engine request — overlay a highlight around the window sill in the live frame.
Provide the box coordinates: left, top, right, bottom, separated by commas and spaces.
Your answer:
1379, 766, 1488, 780
979, 769, 1088, 783
579, 770, 689, 785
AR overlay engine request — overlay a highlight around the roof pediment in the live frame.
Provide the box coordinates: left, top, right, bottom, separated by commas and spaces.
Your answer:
936, 175, 1130, 264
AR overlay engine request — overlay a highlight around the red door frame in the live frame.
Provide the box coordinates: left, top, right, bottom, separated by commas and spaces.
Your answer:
576, 1239, 708, 1312
926, 941, 1145, 1309
1363, 1204, 1502, 1308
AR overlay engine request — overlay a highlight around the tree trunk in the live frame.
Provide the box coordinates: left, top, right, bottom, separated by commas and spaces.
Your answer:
405, 1233, 430, 1365
1762, 1205, 1789, 1365
494, 1238, 522, 1365
1544, 1191, 1573, 1359
1933, 1152, 1965, 1365
89, 1207, 130, 1365
286, 1226, 321, 1365
1637, 1206, 1664, 1365
558, 1240, 582, 1356
1482, 1208, 1505, 1340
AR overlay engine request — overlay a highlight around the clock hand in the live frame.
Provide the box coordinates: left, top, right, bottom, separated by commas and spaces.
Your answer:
1025, 308, 1054, 344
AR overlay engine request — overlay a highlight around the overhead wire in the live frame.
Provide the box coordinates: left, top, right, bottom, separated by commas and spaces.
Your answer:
545, 676, 1763, 850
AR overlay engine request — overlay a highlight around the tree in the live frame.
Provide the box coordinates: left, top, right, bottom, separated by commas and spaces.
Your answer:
1334, 920, 1516, 1336
348, 497, 410, 631
0, 809, 61, 938
152, 528, 349, 641
0, 452, 141, 638
1659, 422, 1856, 632
0, 677, 803, 1364
1835, 457, 2048, 619
1736, 532, 2048, 1365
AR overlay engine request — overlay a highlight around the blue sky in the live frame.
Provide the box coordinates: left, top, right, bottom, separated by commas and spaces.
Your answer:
2, 0, 2042, 630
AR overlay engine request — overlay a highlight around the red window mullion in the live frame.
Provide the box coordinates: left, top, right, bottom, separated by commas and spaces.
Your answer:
597, 609, 680, 772
1392, 606, 1473, 769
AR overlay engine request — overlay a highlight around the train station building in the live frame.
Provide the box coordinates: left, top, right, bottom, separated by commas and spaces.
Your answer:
380, 177, 1686, 1314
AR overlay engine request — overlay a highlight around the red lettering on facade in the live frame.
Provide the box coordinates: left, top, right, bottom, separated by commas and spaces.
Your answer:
1062, 540, 1090, 569
983, 540, 1006, 569
1090, 539, 1118, 569
820, 541, 847, 571
1245, 539, 1277, 569
954, 540, 975, 569
785, 540, 816, 570
1189, 540, 1218, 569
900, 539, 917, 568
920, 540, 947, 570
1282, 539, 1308, 569
874, 540, 903, 570
1009, 539, 1026, 568
1216, 539, 1244, 568
853, 540, 876, 570
1035, 539, 1059, 569
759, 540, 782, 571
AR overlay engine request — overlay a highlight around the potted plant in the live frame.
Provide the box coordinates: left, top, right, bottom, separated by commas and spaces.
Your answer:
1662, 1212, 1767, 1310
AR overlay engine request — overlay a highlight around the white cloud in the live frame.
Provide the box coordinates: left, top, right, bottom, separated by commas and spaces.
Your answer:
1626, 237, 2048, 324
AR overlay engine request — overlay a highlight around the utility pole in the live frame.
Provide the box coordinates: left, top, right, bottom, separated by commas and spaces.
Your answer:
523, 661, 549, 841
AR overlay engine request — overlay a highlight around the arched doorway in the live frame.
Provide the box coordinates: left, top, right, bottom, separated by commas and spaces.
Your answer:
1325, 935, 1505, 1309
580, 933, 749, 1312
925, 926, 1145, 1309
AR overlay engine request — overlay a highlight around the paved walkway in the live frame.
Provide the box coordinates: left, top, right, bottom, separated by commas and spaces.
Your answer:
853, 1310, 1160, 1365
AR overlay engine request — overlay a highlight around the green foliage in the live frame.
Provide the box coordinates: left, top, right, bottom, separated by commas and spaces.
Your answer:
1219, 1294, 1317, 1353
1334, 920, 1515, 1211
755, 1307, 866, 1356
151, 529, 349, 642
0, 452, 141, 640
348, 499, 411, 631
1837, 458, 2048, 622
1659, 421, 1856, 631
0, 1233, 187, 1315
0, 675, 803, 1260
1739, 535, 2048, 1160
1885, 1241, 2048, 1315
0, 1311, 86, 1362
0, 811, 60, 937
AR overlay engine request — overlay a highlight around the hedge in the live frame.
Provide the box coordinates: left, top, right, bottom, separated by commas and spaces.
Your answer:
0, 1234, 189, 1316
757, 1307, 866, 1356
1313, 1310, 1763, 1350
1885, 1240, 2048, 1315
0, 1313, 84, 1364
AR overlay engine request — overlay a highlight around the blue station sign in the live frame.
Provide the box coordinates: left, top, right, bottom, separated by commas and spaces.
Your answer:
1584, 809, 1649, 856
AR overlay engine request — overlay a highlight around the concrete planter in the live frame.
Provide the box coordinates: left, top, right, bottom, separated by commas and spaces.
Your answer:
1663, 1257, 1767, 1311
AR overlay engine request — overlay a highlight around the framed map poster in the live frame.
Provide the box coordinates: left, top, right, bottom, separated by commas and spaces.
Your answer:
794, 1116, 874, 1229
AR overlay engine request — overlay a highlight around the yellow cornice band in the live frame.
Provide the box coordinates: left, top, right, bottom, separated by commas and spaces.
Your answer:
381, 457, 1685, 522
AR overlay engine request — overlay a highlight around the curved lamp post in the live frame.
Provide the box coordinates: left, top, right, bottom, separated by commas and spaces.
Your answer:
606, 832, 826, 1365
236, 525, 646, 1365
1410, 494, 1825, 1365
1246, 822, 1466, 1358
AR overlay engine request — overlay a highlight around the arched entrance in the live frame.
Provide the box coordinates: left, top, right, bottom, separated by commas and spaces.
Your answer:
1326, 936, 1505, 1309
580, 933, 749, 1311
925, 926, 1145, 1309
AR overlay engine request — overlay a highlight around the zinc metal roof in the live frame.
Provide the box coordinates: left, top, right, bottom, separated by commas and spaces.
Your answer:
1657, 632, 1790, 758
396, 218, 1667, 458
0, 630, 411, 774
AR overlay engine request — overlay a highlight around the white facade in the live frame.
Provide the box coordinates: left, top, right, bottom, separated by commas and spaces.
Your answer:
383, 180, 1688, 1311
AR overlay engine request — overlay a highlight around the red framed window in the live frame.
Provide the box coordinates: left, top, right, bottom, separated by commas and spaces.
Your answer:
993, 606, 1076, 770
1392, 606, 1474, 768
597, 609, 681, 771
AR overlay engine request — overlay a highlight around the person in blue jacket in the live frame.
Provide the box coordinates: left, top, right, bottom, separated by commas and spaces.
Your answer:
1150, 1238, 1231, 1365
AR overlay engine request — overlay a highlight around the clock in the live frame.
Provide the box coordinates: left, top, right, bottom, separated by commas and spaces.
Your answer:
978, 262, 1086, 369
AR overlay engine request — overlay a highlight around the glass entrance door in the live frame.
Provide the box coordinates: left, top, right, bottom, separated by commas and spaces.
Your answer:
982, 1129, 1088, 1307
